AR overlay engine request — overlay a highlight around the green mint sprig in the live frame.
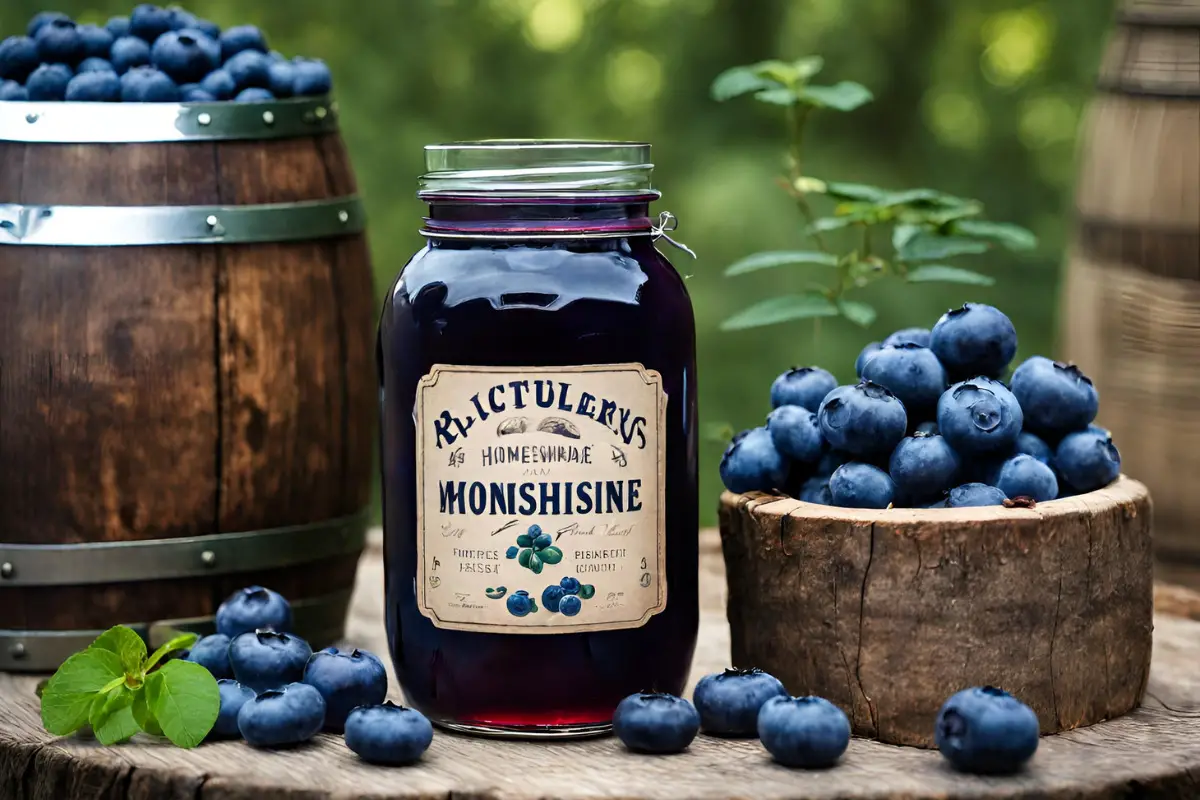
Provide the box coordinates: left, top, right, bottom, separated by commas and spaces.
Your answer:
39, 625, 219, 748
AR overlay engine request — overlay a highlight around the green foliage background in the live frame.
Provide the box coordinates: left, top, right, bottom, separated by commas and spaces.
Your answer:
1, 0, 1117, 525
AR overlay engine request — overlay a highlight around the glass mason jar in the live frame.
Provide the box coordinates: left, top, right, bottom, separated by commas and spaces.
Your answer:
377, 141, 699, 738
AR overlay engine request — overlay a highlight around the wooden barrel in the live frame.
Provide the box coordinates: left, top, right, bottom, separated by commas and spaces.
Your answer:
0, 98, 377, 672
1060, 0, 1200, 588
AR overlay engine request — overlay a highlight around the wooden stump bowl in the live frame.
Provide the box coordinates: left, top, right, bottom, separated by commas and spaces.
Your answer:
718, 476, 1154, 748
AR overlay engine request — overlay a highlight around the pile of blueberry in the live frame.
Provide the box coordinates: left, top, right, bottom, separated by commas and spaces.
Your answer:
720, 303, 1122, 509
613, 669, 1039, 774
185, 585, 431, 765
0, 6, 332, 102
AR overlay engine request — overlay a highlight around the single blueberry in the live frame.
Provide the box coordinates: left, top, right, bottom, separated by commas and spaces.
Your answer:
770, 366, 837, 412
692, 667, 788, 737
0, 80, 28, 100
77, 57, 116, 73
767, 405, 824, 463
235, 86, 275, 102
105, 16, 131, 39
817, 382, 908, 459
216, 585, 292, 637
541, 584, 565, 612
302, 647, 388, 731
0, 36, 41, 83
1010, 356, 1099, 438
1055, 429, 1121, 493
229, 629, 312, 693
946, 483, 1008, 508
504, 545, 519, 559
862, 343, 947, 418
184, 633, 232, 679
889, 433, 960, 503
26, 64, 73, 101
506, 593, 532, 617
935, 686, 1039, 774
915, 420, 939, 435
292, 58, 333, 96
64, 70, 120, 101
237, 682, 326, 748
882, 326, 932, 348
560, 576, 581, 594
930, 303, 1018, 380
996, 454, 1058, 502
267, 59, 295, 97
937, 377, 1023, 456
166, 7, 199, 30
533, 532, 553, 549
559, 595, 582, 616
855, 341, 882, 377
129, 4, 174, 42
719, 426, 788, 494
198, 68, 236, 99
515, 589, 529, 596
111, 36, 152, 73
151, 30, 219, 83
220, 24, 268, 61
211, 679, 256, 739
829, 463, 895, 509
77, 24, 114, 59
344, 702, 434, 765
120, 66, 179, 101
225, 50, 271, 90
36, 18, 86, 66
178, 27, 221, 68
757, 695, 851, 768
180, 84, 215, 101
28, 12, 72, 38
613, 692, 700, 754
1014, 430, 1054, 464
192, 18, 221, 39
797, 476, 832, 505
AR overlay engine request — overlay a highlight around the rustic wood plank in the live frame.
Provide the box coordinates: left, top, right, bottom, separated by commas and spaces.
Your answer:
1, 529, 1197, 800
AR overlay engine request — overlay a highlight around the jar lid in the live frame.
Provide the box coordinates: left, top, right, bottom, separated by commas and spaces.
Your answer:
418, 140, 658, 198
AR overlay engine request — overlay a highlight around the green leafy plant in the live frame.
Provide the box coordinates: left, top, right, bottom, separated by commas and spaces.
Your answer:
513, 523, 562, 574
711, 58, 1037, 332
40, 625, 219, 748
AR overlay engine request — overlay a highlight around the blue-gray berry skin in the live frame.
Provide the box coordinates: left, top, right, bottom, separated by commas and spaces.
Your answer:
36, 18, 85, 65
613, 692, 700, 754
26, 64, 73, 101
180, 84, 215, 101
506, 593, 532, 617
1055, 429, 1120, 493
28, 12, 72, 39
65, 70, 120, 101
757, 695, 851, 768
302, 647, 388, 731
560, 576, 581, 594
105, 17, 131, 39
166, 7, 198, 31
77, 24, 113, 59
229, 630, 313, 693
292, 58, 333, 96
237, 682, 326, 748
216, 585, 293, 637
862, 343, 947, 418
798, 476, 832, 505
77, 57, 115, 73
937, 377, 1023, 456
129, 4, 174, 42
996, 454, 1058, 502
211, 679, 256, 739
0, 80, 29, 100
111, 36, 152, 74
818, 382, 907, 459
829, 463, 895, 509
220, 25, 268, 61
815, 449, 851, 477
559, 595, 582, 616
882, 326, 932, 349
946, 483, 1008, 508
889, 433, 960, 503
1010, 356, 1099, 439
185, 634, 233, 679
693, 668, 788, 737
267, 60, 295, 97
541, 584, 565, 612
198, 68, 236, 99
0, 36, 41, 83
344, 703, 434, 766
193, 19, 221, 40
931, 303, 1018, 380
1014, 430, 1053, 464
225, 50, 272, 89
767, 405, 824, 463
151, 30, 219, 83
855, 341, 882, 377
719, 426, 788, 494
770, 366, 837, 412
935, 686, 1039, 774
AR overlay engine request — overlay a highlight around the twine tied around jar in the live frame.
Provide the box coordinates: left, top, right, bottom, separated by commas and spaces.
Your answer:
650, 211, 697, 259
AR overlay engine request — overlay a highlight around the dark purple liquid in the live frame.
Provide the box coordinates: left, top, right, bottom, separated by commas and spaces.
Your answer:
378, 200, 699, 731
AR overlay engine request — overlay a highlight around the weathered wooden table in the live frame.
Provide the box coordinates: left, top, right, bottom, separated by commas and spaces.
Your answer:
2, 530, 1198, 799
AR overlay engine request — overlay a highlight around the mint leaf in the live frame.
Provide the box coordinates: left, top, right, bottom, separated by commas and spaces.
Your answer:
837, 299, 877, 327
41, 649, 125, 736
821, 182, 888, 203
89, 626, 147, 676
720, 294, 839, 331
892, 224, 922, 252
724, 251, 838, 276
144, 633, 198, 673
711, 66, 780, 102
539, 546, 563, 565
897, 232, 990, 262
951, 219, 1037, 251
89, 687, 139, 745
799, 81, 873, 111
132, 688, 164, 736
906, 265, 996, 286
145, 660, 220, 749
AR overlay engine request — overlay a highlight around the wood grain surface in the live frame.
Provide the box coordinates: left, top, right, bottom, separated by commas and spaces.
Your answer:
1, 528, 1197, 800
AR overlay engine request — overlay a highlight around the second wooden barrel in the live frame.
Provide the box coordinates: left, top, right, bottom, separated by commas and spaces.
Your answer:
1060, 0, 1200, 587
0, 98, 377, 671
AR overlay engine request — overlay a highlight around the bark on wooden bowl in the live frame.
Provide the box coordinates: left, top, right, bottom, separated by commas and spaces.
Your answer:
718, 476, 1154, 748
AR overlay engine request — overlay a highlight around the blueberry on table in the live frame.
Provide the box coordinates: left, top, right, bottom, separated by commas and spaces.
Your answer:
77, 24, 114, 59
541, 584, 565, 612
935, 686, 1039, 774
225, 50, 272, 89
946, 483, 1008, 508
26, 64, 73, 101
345, 702, 434, 766
996, 454, 1058, 502
692, 667, 788, 737
882, 326, 932, 348
180, 84, 215, 102
302, 647, 388, 731
210, 679, 256, 739
0, 80, 28, 101
558, 595, 582, 616
770, 366, 837, 412
27, 12, 72, 38
889, 433, 960, 503
36, 19, 86, 66
862, 343, 947, 418
1010, 356, 1099, 439
1055, 429, 1121, 493
105, 16, 131, 39
719, 426, 787, 494
111, 36, 152, 74
120, 67, 179, 101
817, 382, 907, 459
129, 4, 174, 43
506, 593, 533, 617
237, 682, 326, 748
220, 24, 268, 61
229, 629, 312, 693
216, 585, 293, 637
829, 463, 895, 509
151, 30, 219, 83
77, 57, 115, 73
855, 341, 882, 377
757, 695, 851, 768
292, 58, 333, 96
65, 70, 120, 102
185, 633, 233, 679
0, 36, 41, 83
797, 476, 832, 505
937, 377, 1023, 456
767, 405, 824, 464
1014, 430, 1053, 464
930, 303, 1018, 380
198, 68, 236, 100
267, 60, 295, 97
613, 692, 700, 754
559, 576, 581, 594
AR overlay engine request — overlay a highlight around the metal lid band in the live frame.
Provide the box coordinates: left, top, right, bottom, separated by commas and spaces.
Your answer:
0, 511, 368, 587
0, 196, 365, 246
0, 97, 339, 143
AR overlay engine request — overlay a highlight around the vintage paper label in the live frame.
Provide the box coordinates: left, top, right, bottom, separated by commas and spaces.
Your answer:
414, 363, 668, 633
